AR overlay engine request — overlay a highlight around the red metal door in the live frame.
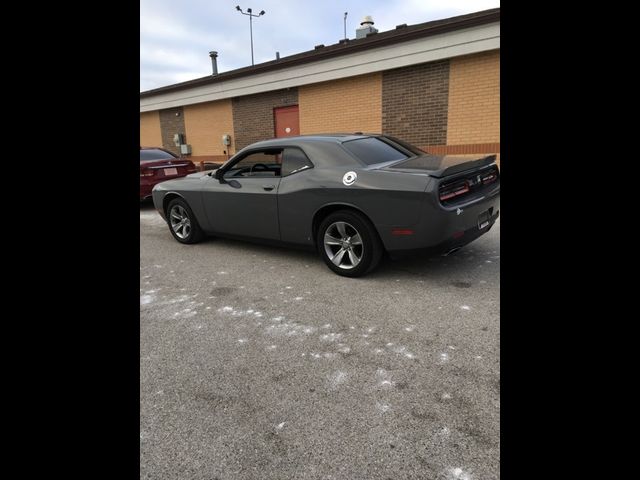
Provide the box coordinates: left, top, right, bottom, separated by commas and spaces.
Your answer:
274, 105, 300, 138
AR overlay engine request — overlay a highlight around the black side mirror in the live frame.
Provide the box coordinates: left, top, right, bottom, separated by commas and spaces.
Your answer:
214, 169, 224, 180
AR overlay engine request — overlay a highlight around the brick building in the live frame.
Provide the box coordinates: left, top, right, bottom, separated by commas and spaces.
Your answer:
140, 8, 500, 166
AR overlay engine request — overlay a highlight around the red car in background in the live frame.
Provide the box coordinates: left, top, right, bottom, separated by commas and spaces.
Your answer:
140, 147, 197, 201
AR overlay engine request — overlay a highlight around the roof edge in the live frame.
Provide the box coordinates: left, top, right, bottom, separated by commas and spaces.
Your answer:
140, 8, 499, 98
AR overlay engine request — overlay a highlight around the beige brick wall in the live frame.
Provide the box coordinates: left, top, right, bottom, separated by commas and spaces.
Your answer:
183, 99, 235, 156
140, 111, 162, 147
447, 50, 500, 145
299, 73, 382, 134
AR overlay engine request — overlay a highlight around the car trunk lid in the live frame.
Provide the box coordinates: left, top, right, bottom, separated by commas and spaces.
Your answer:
140, 158, 197, 178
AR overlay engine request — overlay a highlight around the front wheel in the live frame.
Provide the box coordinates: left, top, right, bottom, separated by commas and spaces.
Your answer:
317, 210, 383, 277
166, 198, 204, 244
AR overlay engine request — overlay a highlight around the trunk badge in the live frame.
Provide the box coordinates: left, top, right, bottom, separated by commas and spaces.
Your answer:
456, 208, 463, 215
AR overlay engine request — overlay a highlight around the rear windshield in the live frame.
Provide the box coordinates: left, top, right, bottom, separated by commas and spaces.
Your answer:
140, 149, 176, 161
342, 137, 409, 165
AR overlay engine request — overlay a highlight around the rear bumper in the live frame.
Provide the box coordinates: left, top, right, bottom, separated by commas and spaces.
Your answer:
380, 187, 500, 253
387, 209, 499, 259
140, 179, 157, 200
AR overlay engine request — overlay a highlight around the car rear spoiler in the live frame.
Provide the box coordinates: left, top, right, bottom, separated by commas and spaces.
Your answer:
384, 154, 497, 178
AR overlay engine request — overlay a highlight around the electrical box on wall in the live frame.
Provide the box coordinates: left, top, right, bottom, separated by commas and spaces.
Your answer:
173, 133, 185, 146
180, 144, 192, 155
222, 134, 231, 146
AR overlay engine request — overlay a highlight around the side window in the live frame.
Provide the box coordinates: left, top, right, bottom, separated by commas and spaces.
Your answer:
224, 149, 283, 177
282, 147, 313, 176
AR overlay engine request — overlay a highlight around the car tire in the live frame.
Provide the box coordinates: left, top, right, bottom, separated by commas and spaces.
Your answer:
317, 210, 383, 277
166, 198, 205, 244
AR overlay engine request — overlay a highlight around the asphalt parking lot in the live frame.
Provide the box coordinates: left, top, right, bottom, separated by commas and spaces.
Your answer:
140, 201, 500, 480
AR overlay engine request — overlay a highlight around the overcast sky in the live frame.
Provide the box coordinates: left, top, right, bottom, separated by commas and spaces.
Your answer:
140, 0, 499, 92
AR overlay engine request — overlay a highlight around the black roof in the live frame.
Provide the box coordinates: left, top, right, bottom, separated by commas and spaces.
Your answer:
140, 8, 499, 98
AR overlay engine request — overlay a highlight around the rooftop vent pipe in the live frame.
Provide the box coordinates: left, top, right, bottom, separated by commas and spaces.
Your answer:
209, 51, 218, 76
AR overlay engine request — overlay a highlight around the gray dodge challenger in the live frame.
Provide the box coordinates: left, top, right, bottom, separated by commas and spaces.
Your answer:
152, 134, 500, 277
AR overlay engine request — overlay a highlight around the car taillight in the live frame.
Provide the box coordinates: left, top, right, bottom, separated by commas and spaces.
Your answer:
439, 180, 470, 201
140, 170, 154, 177
481, 171, 497, 185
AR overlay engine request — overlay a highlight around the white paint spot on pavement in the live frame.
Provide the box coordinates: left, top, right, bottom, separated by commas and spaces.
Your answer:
276, 422, 286, 430
447, 467, 472, 480
442, 393, 452, 400
217, 271, 228, 275
221, 306, 233, 312
448, 345, 456, 350
294, 297, 304, 301
460, 305, 471, 311
267, 345, 277, 350
322, 324, 331, 329
140, 295, 154, 305
439, 352, 450, 363
328, 370, 347, 389
405, 326, 414, 332
285, 286, 292, 289
238, 338, 248, 344
320, 333, 343, 342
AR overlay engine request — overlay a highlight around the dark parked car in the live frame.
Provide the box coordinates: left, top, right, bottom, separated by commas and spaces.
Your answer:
140, 147, 197, 200
151, 134, 500, 277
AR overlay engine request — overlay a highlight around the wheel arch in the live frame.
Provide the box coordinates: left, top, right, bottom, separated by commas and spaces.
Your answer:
311, 203, 383, 249
162, 191, 188, 217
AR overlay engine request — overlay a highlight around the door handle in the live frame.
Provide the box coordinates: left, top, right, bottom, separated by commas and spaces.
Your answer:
262, 185, 275, 191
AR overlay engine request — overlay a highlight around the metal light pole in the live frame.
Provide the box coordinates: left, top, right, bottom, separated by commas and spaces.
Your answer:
235, 6, 265, 66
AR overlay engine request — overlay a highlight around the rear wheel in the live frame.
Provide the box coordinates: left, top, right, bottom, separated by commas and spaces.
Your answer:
317, 210, 383, 277
166, 198, 204, 244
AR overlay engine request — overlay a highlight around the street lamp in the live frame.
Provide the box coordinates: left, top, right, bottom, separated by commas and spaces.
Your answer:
235, 5, 265, 66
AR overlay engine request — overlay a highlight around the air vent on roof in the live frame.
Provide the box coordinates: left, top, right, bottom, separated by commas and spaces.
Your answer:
366, 31, 378, 37
356, 15, 378, 39
314, 44, 325, 50
396, 23, 407, 29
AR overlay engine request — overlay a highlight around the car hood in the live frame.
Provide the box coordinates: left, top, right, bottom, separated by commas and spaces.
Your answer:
380, 154, 497, 178
185, 171, 212, 179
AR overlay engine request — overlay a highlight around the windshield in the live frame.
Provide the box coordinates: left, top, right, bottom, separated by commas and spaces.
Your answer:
140, 149, 177, 161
